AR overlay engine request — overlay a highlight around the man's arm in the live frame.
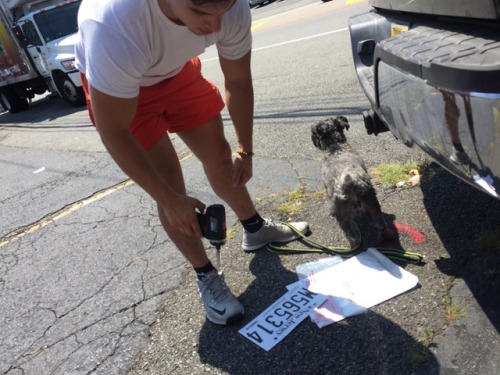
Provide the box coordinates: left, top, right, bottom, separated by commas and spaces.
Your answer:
88, 85, 204, 236
219, 50, 254, 186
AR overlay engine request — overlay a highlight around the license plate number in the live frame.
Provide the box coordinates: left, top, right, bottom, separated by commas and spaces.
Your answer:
239, 285, 327, 351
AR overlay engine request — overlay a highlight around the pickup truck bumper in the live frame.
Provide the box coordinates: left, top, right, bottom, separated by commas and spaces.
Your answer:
348, 10, 500, 198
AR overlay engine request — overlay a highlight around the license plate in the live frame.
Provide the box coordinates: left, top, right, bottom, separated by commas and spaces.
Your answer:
239, 285, 327, 351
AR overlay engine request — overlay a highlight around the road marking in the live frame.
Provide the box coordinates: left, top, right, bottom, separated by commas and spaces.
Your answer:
0, 151, 196, 248
253, 28, 348, 53
203, 0, 354, 63
0, 180, 134, 248
202, 28, 348, 62
251, 20, 269, 32
250, 0, 366, 33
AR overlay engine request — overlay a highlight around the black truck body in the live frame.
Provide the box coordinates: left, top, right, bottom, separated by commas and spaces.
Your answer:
348, 0, 500, 198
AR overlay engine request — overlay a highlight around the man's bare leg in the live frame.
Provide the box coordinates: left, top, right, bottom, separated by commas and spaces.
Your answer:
178, 114, 257, 220
178, 114, 308, 252
146, 132, 245, 325
146, 135, 209, 268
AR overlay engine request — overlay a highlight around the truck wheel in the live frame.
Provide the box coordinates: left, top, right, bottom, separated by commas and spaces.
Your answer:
0, 87, 29, 113
55, 73, 86, 107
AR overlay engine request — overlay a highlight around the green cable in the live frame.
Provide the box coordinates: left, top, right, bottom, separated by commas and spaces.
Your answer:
266, 222, 424, 264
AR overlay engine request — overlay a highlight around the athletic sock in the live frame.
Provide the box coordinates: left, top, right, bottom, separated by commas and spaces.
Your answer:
241, 212, 264, 233
194, 261, 216, 280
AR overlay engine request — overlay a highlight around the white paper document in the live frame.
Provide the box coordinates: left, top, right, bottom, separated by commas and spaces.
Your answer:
295, 256, 343, 280
288, 248, 419, 328
239, 285, 328, 351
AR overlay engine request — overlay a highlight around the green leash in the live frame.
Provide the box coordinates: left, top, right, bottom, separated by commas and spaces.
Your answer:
266, 222, 424, 264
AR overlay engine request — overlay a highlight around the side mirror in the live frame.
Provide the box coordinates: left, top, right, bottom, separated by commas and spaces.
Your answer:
13, 26, 27, 47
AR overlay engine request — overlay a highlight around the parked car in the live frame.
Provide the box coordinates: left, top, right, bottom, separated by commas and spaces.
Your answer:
348, 0, 500, 198
249, 0, 274, 9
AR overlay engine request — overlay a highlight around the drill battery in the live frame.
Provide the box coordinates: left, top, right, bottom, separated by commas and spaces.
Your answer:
196, 204, 226, 246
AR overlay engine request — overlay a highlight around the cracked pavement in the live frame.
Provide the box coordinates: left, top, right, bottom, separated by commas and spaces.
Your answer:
0, 96, 190, 373
0, 122, 319, 373
2, 103, 499, 373
0, 155, 185, 374
1, 2, 499, 370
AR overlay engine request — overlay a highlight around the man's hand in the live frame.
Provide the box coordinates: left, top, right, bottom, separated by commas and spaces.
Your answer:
232, 154, 253, 187
162, 193, 206, 237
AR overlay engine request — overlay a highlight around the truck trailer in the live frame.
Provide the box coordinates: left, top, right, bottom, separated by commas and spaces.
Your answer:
0, 0, 84, 113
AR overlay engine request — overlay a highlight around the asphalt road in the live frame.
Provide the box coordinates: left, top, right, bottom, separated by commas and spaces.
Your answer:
1, 0, 499, 374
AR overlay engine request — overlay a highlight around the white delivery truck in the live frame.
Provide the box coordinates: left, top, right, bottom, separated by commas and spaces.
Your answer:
0, 0, 84, 113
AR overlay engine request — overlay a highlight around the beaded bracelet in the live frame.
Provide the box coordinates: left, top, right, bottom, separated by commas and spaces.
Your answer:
236, 150, 254, 157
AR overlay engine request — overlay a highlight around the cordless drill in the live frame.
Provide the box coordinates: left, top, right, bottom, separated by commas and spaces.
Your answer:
196, 204, 226, 270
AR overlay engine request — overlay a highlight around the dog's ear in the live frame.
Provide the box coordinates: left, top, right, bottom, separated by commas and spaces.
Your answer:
311, 123, 321, 149
336, 116, 350, 131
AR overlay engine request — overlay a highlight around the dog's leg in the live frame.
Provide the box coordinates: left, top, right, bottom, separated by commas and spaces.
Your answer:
362, 189, 397, 242
332, 199, 360, 249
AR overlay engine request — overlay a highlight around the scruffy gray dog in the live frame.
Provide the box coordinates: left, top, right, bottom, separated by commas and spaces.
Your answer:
311, 116, 396, 248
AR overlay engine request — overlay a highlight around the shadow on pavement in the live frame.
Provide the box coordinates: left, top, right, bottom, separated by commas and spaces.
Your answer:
198, 248, 439, 374
415, 170, 500, 373
0, 95, 87, 125
421, 171, 500, 332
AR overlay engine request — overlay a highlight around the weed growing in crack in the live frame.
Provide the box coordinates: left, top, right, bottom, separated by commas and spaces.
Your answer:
443, 293, 467, 322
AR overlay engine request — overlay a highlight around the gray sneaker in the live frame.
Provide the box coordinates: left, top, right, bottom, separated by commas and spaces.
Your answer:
242, 219, 309, 252
196, 270, 244, 325
450, 149, 471, 165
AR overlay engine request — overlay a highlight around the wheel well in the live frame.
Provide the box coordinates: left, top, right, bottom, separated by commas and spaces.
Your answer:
51, 70, 66, 90
50, 70, 86, 107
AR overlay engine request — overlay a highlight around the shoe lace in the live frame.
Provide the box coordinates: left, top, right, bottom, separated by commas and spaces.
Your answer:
206, 273, 228, 302
262, 219, 276, 229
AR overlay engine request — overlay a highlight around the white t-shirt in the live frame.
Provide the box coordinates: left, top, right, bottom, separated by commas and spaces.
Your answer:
75, 0, 252, 98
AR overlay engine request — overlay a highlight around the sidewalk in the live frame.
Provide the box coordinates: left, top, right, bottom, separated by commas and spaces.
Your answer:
129, 155, 500, 374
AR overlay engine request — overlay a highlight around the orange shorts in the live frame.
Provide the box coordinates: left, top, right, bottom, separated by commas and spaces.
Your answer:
81, 57, 225, 150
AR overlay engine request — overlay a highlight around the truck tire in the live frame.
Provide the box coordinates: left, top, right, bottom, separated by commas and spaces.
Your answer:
54, 73, 86, 107
0, 86, 30, 113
